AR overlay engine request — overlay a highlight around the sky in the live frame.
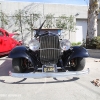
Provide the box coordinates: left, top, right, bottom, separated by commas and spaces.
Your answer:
0, 0, 89, 5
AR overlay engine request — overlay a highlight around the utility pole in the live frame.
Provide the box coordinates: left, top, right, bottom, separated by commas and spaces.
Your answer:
87, 0, 99, 39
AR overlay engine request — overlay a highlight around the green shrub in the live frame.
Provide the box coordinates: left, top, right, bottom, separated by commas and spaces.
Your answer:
95, 36, 100, 49
82, 39, 86, 48
86, 36, 100, 49
71, 42, 81, 46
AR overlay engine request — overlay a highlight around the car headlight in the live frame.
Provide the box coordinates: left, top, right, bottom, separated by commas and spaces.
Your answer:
29, 39, 40, 51
60, 39, 71, 51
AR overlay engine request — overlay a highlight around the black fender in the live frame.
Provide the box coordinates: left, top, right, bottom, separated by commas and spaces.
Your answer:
8, 46, 33, 63
69, 46, 89, 60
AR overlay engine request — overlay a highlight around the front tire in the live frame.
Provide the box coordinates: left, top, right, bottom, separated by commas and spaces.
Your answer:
12, 58, 27, 73
70, 57, 85, 71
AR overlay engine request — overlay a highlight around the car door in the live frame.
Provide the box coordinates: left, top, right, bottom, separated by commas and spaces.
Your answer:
0, 31, 4, 53
0, 31, 11, 52
4, 31, 12, 51
5, 32, 19, 50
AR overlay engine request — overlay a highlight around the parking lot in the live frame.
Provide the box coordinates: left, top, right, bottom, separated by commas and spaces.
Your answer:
0, 56, 100, 100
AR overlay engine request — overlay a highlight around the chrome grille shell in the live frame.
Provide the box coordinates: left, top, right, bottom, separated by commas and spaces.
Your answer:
40, 34, 61, 64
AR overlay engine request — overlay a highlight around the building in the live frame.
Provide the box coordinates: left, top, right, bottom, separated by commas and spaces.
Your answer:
0, 1, 100, 44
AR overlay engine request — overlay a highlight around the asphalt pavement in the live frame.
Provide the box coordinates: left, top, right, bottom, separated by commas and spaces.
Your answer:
0, 56, 100, 100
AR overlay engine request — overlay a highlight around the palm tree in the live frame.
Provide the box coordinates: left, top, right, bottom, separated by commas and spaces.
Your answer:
87, 0, 99, 40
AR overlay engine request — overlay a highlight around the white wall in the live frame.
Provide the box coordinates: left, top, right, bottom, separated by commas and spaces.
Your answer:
75, 26, 83, 43
76, 19, 87, 42
0, 1, 88, 18
0, 1, 90, 43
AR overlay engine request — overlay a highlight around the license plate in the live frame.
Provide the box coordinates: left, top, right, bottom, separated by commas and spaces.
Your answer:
43, 66, 55, 72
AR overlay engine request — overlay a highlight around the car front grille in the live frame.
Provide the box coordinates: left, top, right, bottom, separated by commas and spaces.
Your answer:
40, 35, 60, 64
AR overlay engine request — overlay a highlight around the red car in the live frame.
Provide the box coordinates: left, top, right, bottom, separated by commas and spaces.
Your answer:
0, 28, 22, 56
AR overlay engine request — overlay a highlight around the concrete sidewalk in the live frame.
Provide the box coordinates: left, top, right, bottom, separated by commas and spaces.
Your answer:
0, 57, 100, 100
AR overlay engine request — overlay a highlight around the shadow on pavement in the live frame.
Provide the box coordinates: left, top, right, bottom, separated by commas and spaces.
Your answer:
0, 54, 8, 58
0, 59, 12, 76
0, 77, 79, 84
0, 58, 79, 84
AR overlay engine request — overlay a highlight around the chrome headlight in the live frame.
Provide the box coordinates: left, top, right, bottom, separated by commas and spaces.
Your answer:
29, 39, 40, 51
60, 39, 71, 51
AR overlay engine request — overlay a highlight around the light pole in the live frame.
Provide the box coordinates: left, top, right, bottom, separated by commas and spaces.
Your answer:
75, 13, 80, 17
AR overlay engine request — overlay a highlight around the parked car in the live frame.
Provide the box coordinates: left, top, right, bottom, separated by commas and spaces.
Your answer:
9, 20, 89, 78
0, 28, 22, 56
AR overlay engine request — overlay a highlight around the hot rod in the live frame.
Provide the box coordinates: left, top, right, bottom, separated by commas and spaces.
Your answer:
8, 20, 89, 78
0, 28, 22, 56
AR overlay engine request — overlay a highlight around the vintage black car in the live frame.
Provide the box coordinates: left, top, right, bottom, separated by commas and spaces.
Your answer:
8, 21, 89, 78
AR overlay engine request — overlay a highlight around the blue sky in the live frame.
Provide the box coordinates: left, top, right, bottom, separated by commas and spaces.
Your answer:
1, 0, 89, 5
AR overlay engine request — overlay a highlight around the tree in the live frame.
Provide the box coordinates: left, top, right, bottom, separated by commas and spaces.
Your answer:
87, 0, 99, 40
56, 15, 68, 29
12, 9, 41, 43
44, 13, 54, 28
0, 11, 8, 29
56, 15, 76, 39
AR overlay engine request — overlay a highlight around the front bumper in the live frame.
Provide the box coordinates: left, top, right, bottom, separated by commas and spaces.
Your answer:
9, 68, 90, 78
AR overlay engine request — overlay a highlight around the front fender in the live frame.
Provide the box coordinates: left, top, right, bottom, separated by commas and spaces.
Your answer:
69, 46, 89, 60
8, 46, 32, 63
